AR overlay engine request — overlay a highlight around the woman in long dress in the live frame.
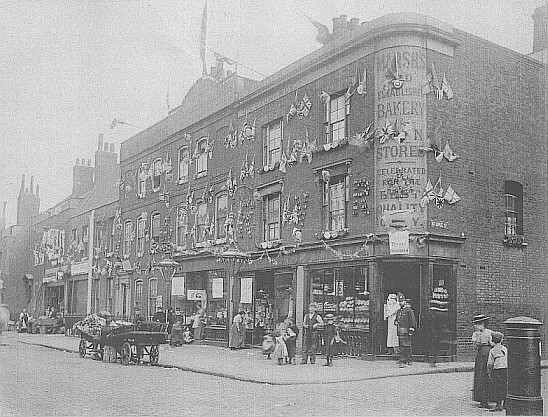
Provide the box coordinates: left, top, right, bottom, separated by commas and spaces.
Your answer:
471, 314, 494, 408
229, 311, 245, 349
384, 294, 399, 354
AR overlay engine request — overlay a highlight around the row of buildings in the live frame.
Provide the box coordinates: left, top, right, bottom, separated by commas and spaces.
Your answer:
2, 7, 548, 359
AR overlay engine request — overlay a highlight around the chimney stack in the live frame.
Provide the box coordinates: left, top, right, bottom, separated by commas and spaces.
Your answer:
332, 15, 359, 38
98, 133, 104, 151
532, 4, 548, 53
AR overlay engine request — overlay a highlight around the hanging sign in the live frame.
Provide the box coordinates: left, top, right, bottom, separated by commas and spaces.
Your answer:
171, 275, 185, 296
212, 278, 224, 299
240, 277, 253, 304
389, 231, 409, 255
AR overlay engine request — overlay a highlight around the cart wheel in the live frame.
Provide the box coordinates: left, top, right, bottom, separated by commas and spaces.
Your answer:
149, 345, 159, 366
78, 339, 86, 358
121, 342, 132, 366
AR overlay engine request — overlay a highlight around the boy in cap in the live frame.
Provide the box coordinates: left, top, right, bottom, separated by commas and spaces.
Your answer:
487, 331, 507, 412
394, 293, 416, 367
323, 314, 337, 366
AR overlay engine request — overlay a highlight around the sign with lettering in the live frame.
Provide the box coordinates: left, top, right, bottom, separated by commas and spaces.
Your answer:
240, 277, 253, 304
171, 275, 185, 296
187, 290, 207, 301
389, 231, 410, 255
374, 47, 428, 232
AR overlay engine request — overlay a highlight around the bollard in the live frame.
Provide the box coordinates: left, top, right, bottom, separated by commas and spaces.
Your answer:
504, 316, 543, 415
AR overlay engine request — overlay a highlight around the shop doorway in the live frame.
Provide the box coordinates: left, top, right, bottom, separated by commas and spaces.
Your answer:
380, 262, 421, 355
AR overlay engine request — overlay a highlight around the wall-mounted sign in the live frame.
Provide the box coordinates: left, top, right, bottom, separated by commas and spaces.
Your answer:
211, 278, 224, 299
187, 290, 207, 301
389, 230, 410, 255
171, 275, 185, 296
240, 277, 253, 304
431, 220, 448, 229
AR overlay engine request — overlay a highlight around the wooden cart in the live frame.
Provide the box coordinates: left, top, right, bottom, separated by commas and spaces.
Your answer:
78, 323, 167, 365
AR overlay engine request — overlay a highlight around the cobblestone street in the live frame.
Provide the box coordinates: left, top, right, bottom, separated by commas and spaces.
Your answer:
2, 333, 547, 416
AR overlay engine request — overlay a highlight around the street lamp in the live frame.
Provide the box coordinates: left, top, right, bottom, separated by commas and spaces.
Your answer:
217, 238, 249, 345
156, 256, 179, 324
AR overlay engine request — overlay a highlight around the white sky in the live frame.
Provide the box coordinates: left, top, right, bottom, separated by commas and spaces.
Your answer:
0, 0, 543, 226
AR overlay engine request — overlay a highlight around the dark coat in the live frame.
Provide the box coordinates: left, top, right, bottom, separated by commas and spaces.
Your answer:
395, 306, 416, 347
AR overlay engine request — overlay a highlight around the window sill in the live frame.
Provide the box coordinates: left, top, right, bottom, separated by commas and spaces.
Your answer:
178, 178, 188, 185
195, 172, 208, 179
319, 228, 350, 240
503, 234, 527, 248
259, 162, 280, 173
321, 137, 348, 152
257, 240, 282, 249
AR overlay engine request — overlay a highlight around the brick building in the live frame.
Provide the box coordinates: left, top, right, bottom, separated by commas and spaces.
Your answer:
119, 11, 547, 359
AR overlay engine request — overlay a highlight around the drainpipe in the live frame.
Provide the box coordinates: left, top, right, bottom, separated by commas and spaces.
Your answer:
86, 210, 95, 315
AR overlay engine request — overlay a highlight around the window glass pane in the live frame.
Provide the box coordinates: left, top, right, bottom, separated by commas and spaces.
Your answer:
178, 148, 189, 182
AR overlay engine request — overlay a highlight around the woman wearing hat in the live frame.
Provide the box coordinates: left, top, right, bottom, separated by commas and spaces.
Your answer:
471, 314, 494, 408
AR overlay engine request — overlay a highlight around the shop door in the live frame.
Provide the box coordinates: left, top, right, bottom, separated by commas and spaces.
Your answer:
380, 262, 421, 354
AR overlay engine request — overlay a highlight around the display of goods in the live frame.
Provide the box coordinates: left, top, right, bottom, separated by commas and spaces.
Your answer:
73, 314, 106, 337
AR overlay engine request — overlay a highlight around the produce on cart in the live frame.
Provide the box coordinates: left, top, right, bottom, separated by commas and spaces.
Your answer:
74, 313, 168, 365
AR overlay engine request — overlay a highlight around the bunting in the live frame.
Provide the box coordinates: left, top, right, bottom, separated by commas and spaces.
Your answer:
348, 122, 375, 149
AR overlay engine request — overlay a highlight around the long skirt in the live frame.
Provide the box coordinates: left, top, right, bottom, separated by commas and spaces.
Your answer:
473, 345, 493, 403
228, 324, 245, 348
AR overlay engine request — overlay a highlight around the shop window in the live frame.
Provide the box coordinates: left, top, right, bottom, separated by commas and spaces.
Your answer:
136, 215, 146, 253
206, 270, 226, 326
504, 181, 523, 236
178, 147, 190, 184
323, 175, 348, 232
152, 158, 162, 190
150, 212, 161, 244
263, 193, 280, 241
148, 278, 158, 319
196, 202, 208, 243
216, 193, 228, 240
176, 206, 188, 249
123, 220, 133, 256
196, 138, 208, 177
309, 266, 369, 331
262, 119, 282, 166
135, 280, 143, 312
324, 94, 347, 144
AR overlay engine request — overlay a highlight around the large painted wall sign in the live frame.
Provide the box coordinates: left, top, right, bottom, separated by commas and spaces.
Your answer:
374, 47, 427, 232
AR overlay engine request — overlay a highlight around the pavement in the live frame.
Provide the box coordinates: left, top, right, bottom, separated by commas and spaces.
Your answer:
1, 330, 486, 385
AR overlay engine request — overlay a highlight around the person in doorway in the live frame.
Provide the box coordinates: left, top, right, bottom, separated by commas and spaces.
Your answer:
228, 310, 246, 349
301, 303, 323, 364
192, 304, 205, 341
384, 294, 399, 355
421, 296, 448, 367
487, 331, 507, 412
394, 293, 416, 368
472, 314, 494, 408
166, 307, 175, 335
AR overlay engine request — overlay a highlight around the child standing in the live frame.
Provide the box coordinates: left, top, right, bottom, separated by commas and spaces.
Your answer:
284, 319, 299, 365
272, 329, 288, 365
324, 314, 337, 366
487, 331, 507, 412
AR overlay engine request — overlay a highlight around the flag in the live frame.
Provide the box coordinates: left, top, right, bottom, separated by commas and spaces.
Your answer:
279, 151, 288, 173
420, 179, 435, 207
200, 1, 208, 75
441, 73, 454, 99
378, 120, 395, 144
357, 68, 367, 95
433, 177, 444, 209
443, 141, 459, 161
213, 51, 235, 65
110, 118, 129, 129
444, 185, 461, 204
349, 122, 375, 149
297, 93, 312, 118
307, 16, 332, 45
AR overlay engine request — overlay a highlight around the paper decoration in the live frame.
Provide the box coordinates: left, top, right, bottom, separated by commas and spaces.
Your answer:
319, 90, 330, 104
279, 151, 288, 173
321, 170, 331, 183
348, 122, 375, 149
442, 141, 459, 162
287, 91, 298, 121
239, 119, 256, 143
292, 227, 302, 244
239, 153, 255, 181
393, 119, 410, 144
425, 62, 454, 100
224, 121, 238, 149
201, 183, 215, 204
224, 168, 237, 196
383, 53, 405, 90
443, 184, 461, 204
287, 92, 312, 121
378, 120, 395, 144
357, 67, 367, 95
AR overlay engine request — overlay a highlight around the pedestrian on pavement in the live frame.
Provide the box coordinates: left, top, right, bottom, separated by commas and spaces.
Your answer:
228, 310, 245, 349
323, 314, 338, 366
421, 296, 448, 367
384, 293, 399, 355
167, 307, 175, 335
394, 293, 416, 368
471, 314, 494, 408
273, 329, 288, 365
301, 303, 324, 364
487, 331, 507, 412
284, 318, 299, 365
153, 306, 166, 324
192, 304, 205, 341
18, 309, 29, 333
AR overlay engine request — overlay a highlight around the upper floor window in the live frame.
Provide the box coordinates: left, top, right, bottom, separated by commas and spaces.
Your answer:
123, 220, 133, 255
263, 193, 280, 241
196, 138, 208, 177
148, 278, 158, 318
196, 202, 208, 243
136, 215, 146, 253
324, 94, 347, 144
323, 175, 348, 232
216, 193, 228, 239
262, 119, 282, 166
176, 206, 188, 248
152, 158, 162, 190
151, 212, 161, 243
504, 181, 523, 236
138, 165, 147, 197
82, 225, 89, 256
178, 147, 190, 184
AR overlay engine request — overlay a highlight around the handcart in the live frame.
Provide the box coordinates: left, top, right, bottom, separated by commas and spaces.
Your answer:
78, 322, 168, 366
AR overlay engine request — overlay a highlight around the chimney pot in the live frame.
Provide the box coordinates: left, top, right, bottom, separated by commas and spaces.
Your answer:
332, 17, 340, 34
76, 158, 80, 165
109, 143, 115, 152
350, 17, 359, 30
98, 133, 104, 150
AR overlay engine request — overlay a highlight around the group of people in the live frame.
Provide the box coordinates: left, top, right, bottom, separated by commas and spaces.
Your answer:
384, 293, 418, 367
154, 304, 206, 346
472, 314, 507, 412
